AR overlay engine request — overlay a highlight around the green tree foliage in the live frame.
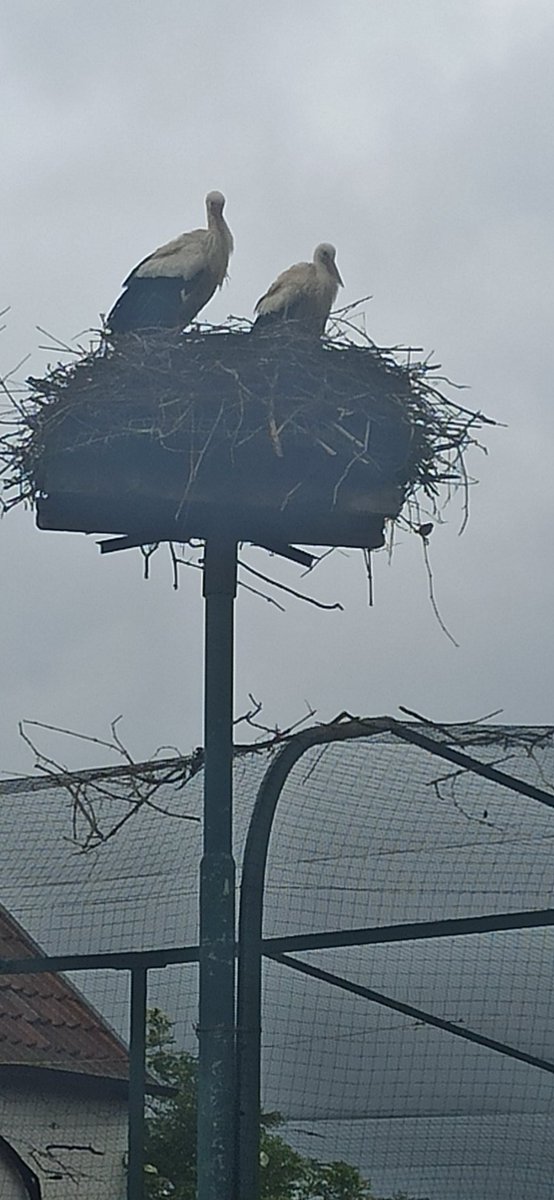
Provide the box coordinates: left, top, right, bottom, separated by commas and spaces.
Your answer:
144, 1009, 197, 1199
144, 1008, 374, 1200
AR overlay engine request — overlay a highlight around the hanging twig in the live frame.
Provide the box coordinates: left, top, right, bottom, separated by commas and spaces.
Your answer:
141, 543, 159, 580
420, 535, 459, 648
238, 559, 344, 611
362, 548, 374, 607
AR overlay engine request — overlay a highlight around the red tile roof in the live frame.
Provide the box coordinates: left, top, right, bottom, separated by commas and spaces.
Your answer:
0, 906, 129, 1082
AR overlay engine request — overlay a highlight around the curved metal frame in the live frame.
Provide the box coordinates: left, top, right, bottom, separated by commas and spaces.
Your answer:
236, 716, 554, 1200
0, 1134, 42, 1200
237, 720, 387, 1200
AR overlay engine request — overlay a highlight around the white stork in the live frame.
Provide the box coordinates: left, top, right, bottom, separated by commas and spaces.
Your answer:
253, 243, 343, 335
107, 191, 233, 333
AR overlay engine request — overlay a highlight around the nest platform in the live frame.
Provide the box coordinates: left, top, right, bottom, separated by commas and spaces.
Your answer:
2, 322, 489, 552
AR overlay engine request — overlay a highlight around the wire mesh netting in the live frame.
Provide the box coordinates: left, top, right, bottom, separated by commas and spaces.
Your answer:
259, 730, 554, 1198
0, 724, 552, 1198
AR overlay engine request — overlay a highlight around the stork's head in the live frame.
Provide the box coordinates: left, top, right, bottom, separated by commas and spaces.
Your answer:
206, 191, 226, 215
314, 243, 344, 287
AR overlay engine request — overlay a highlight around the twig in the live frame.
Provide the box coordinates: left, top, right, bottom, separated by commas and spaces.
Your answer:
238, 560, 344, 611
141, 543, 159, 580
35, 326, 82, 354
18, 718, 200, 852
168, 544, 286, 609
362, 549, 374, 606
233, 695, 316, 742
300, 546, 337, 577
399, 704, 504, 727
421, 534, 459, 648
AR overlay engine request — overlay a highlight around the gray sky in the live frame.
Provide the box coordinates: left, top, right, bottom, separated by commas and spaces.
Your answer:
1, 0, 553, 775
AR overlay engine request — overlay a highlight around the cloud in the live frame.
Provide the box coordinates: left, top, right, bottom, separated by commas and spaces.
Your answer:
1, 0, 554, 774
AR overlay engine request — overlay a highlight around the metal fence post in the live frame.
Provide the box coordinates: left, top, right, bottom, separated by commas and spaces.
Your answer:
198, 537, 238, 1200
128, 966, 147, 1200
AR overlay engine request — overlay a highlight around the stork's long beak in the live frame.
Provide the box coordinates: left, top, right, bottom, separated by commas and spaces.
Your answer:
331, 260, 344, 287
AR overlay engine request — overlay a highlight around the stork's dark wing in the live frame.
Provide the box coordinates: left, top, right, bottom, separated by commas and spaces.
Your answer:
252, 297, 310, 331
107, 229, 212, 332
107, 276, 192, 332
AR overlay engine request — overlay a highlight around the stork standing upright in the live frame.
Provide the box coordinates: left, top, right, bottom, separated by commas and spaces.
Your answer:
107, 191, 233, 333
253, 243, 344, 335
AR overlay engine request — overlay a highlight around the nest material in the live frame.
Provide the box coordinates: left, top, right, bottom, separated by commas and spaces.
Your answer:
1, 318, 492, 539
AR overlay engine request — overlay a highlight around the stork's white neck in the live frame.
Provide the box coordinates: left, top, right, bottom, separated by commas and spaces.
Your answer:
208, 209, 234, 253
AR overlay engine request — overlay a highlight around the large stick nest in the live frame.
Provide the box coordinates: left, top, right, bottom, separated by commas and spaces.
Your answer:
1, 315, 494, 533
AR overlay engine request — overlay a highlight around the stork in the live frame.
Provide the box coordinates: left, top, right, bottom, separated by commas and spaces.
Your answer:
253, 243, 343, 335
107, 191, 233, 333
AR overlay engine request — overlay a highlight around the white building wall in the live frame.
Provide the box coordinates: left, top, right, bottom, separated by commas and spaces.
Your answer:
0, 1079, 127, 1199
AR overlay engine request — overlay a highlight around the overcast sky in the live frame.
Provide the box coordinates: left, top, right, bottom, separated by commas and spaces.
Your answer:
1, 0, 553, 776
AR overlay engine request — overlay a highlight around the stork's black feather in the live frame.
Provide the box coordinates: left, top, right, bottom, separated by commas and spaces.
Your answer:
251, 304, 315, 334
108, 276, 189, 333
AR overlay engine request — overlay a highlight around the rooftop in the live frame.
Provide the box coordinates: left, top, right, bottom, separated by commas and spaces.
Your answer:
0, 904, 129, 1084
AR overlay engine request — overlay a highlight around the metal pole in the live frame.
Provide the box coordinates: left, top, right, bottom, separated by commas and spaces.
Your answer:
128, 966, 147, 1200
198, 536, 238, 1200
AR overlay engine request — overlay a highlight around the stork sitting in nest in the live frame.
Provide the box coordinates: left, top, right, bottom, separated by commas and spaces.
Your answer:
253, 243, 343, 335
